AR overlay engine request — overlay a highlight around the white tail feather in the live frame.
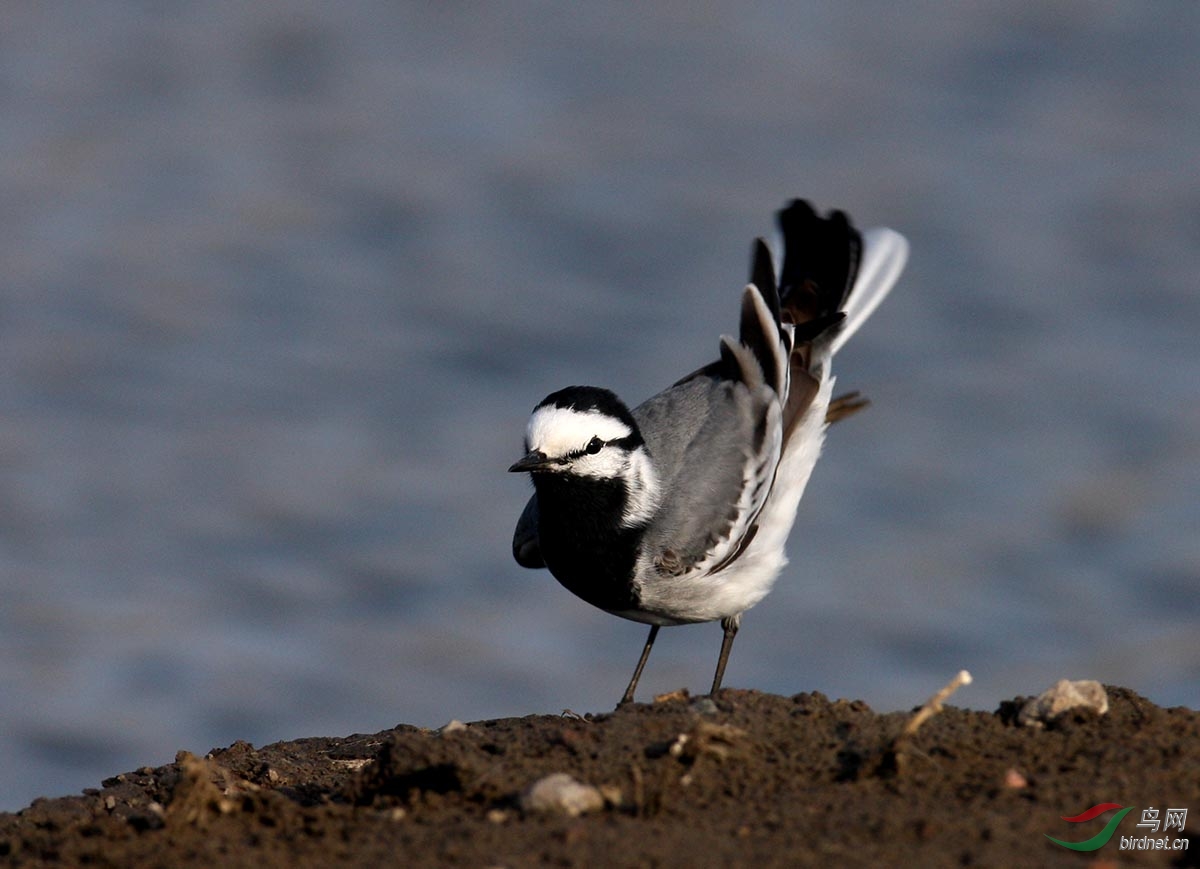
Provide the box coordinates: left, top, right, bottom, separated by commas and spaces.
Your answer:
828, 227, 909, 356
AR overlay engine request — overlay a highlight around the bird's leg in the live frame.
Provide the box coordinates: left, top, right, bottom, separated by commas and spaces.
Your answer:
618, 624, 660, 707
710, 614, 741, 696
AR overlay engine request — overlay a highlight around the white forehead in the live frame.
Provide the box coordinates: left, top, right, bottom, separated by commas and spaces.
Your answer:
526, 405, 632, 456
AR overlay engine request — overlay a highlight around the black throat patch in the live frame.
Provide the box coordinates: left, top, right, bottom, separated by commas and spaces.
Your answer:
531, 471, 642, 613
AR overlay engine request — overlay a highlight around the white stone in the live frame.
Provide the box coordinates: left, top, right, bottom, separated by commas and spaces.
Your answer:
1018, 679, 1108, 728
520, 773, 605, 817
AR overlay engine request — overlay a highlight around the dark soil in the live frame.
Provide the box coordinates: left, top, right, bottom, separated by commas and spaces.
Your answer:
3, 686, 1197, 867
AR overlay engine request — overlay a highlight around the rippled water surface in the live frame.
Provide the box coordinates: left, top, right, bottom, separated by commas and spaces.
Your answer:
2, 2, 1198, 809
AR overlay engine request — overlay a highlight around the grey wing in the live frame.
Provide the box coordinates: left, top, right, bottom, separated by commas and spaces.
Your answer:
632, 373, 782, 577
513, 493, 545, 568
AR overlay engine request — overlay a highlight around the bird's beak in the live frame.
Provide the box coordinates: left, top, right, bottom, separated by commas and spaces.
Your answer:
508, 450, 554, 473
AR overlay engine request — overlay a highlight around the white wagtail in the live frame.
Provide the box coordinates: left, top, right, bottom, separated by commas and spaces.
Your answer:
509, 200, 908, 706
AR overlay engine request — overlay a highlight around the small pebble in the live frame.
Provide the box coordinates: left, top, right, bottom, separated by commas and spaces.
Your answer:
520, 773, 605, 817
1004, 768, 1028, 789
690, 697, 719, 716
598, 785, 623, 807
439, 719, 468, 735
1017, 679, 1108, 728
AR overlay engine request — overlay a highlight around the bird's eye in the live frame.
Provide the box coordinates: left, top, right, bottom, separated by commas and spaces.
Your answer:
585, 437, 604, 454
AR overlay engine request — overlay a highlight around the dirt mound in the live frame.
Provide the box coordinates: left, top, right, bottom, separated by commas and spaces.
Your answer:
2, 687, 1196, 866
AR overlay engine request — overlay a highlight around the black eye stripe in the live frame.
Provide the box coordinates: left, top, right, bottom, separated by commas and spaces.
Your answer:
565, 437, 606, 460
586, 437, 604, 454
560, 434, 640, 462
610, 435, 639, 451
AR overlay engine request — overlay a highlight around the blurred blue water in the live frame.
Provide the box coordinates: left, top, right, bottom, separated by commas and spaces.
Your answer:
1, 2, 1198, 811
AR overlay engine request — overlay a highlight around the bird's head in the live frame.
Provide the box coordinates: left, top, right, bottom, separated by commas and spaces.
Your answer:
508, 386, 645, 479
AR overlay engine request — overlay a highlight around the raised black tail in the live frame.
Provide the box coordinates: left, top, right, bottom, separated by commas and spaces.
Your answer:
747, 200, 867, 438
774, 199, 863, 332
